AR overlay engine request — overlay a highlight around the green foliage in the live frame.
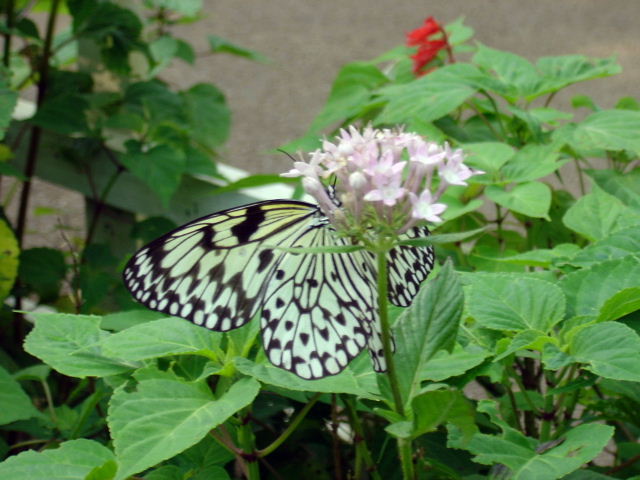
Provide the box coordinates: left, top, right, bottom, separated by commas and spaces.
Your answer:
2, 11, 640, 480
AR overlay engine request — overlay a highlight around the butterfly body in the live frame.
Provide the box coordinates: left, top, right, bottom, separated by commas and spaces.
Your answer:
124, 199, 434, 379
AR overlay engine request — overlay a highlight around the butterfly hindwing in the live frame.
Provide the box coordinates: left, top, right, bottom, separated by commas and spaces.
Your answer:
261, 226, 376, 379
387, 225, 435, 307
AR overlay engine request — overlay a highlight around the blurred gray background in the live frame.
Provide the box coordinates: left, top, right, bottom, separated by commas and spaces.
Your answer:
166, 0, 639, 173
10, 0, 640, 246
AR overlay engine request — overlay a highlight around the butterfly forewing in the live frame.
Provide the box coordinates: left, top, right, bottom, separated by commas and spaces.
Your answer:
123, 201, 318, 331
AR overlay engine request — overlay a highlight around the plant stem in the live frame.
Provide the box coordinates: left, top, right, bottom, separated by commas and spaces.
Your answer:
3, 0, 15, 68
237, 409, 260, 480
14, 0, 61, 245
574, 158, 586, 196
376, 250, 404, 415
257, 393, 321, 457
343, 396, 382, 480
376, 250, 414, 479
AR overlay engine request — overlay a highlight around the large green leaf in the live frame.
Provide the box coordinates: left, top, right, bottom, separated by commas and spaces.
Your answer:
568, 110, 640, 156
234, 355, 380, 399
467, 273, 565, 333
500, 144, 566, 183
494, 244, 581, 268
420, 344, 489, 382
559, 256, 640, 318
570, 322, 640, 381
536, 55, 621, 93
0, 439, 115, 480
102, 317, 222, 362
587, 168, 640, 210
461, 142, 514, 178
387, 389, 476, 441
377, 64, 477, 124
562, 186, 640, 241
109, 368, 259, 480
485, 182, 551, 219
24, 313, 134, 378
392, 261, 463, 404
571, 225, 640, 267
472, 44, 541, 99
457, 400, 613, 479
0, 365, 39, 425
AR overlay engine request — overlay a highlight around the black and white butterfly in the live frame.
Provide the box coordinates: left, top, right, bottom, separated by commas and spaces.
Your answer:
123, 199, 434, 379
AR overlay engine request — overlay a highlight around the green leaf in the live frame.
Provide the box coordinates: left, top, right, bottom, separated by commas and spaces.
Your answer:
234, 355, 380, 399
392, 261, 463, 404
388, 389, 476, 441
461, 400, 613, 479
0, 439, 115, 480
571, 225, 640, 267
102, 317, 222, 362
0, 218, 19, 301
537, 55, 621, 92
462, 142, 515, 176
495, 330, 556, 361
109, 368, 259, 480
494, 244, 581, 268
149, 35, 179, 75
472, 44, 540, 99
399, 227, 486, 246
68, 0, 143, 74
485, 181, 551, 219
587, 168, 640, 210
568, 110, 640, 156
597, 287, 640, 322
120, 142, 186, 207
0, 365, 39, 424
182, 83, 230, 150
467, 273, 565, 333
377, 64, 477, 124
212, 174, 297, 195
562, 185, 640, 241
18, 247, 66, 301
500, 144, 566, 183
560, 256, 640, 318
208, 35, 268, 63
24, 313, 133, 378
412, 390, 476, 440
272, 244, 364, 254
31, 93, 89, 134
570, 322, 640, 381
0, 72, 17, 140
419, 344, 489, 382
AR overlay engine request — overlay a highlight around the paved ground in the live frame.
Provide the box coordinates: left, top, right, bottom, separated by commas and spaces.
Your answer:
6, 0, 640, 247
167, 0, 640, 173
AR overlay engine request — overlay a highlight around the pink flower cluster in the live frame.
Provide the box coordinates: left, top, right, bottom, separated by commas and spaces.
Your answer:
282, 126, 481, 234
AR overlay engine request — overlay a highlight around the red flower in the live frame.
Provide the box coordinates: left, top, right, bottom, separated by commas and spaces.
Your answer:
406, 16, 441, 46
406, 16, 449, 76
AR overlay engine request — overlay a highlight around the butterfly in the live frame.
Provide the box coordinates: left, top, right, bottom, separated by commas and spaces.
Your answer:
123, 199, 434, 379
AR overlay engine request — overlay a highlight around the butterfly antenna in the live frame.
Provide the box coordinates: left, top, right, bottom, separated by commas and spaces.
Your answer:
277, 148, 298, 163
